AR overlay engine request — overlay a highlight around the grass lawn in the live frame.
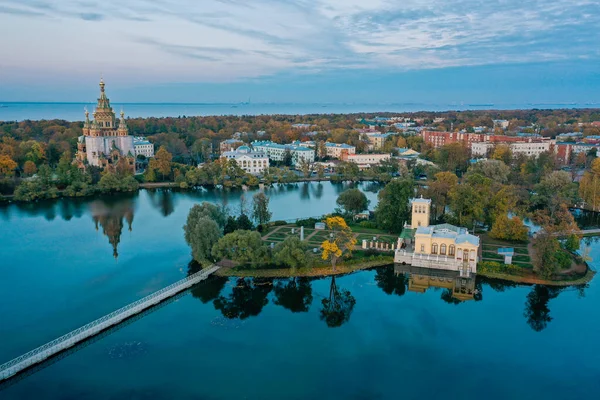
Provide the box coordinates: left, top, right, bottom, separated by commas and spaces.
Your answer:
480, 233, 529, 247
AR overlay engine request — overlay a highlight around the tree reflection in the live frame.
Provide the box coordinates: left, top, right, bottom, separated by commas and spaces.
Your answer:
214, 277, 273, 320
375, 265, 407, 296
273, 277, 313, 312
320, 276, 356, 328
188, 261, 228, 304
523, 285, 562, 332
312, 182, 323, 199
300, 183, 310, 200
148, 189, 175, 217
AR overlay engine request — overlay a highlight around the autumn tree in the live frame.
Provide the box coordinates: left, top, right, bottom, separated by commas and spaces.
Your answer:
424, 171, 458, 219
321, 217, 357, 270
154, 146, 173, 180
23, 160, 37, 176
491, 144, 512, 165
489, 215, 529, 242
0, 155, 17, 177
579, 158, 600, 211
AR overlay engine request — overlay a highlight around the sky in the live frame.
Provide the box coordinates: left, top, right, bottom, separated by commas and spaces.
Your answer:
0, 0, 599, 105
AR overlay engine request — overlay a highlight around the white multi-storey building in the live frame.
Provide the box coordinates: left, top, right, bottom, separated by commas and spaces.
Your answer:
291, 141, 356, 159
251, 140, 315, 166
471, 141, 552, 158
221, 146, 269, 175
342, 153, 391, 169
133, 137, 155, 158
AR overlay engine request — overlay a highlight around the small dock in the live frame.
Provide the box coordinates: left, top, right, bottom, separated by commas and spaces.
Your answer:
0, 265, 220, 382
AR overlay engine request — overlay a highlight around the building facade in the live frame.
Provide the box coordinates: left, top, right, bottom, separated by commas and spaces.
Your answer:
471, 140, 552, 158
395, 197, 480, 275
75, 80, 135, 173
220, 138, 245, 153
133, 137, 155, 158
221, 146, 269, 174
251, 141, 315, 166
341, 153, 391, 169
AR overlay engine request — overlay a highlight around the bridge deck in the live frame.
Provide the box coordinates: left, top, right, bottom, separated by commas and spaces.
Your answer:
0, 265, 219, 382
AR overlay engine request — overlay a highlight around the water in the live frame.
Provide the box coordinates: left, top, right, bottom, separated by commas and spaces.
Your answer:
1, 183, 599, 399
1, 102, 596, 122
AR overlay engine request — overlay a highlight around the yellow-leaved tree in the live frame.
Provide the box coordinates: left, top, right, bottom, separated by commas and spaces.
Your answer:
321, 217, 357, 270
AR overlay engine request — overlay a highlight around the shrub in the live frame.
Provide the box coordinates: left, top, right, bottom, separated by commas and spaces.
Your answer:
478, 261, 523, 276
358, 220, 377, 229
296, 217, 320, 227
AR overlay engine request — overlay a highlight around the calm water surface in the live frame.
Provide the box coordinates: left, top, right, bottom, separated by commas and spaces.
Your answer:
1, 182, 600, 399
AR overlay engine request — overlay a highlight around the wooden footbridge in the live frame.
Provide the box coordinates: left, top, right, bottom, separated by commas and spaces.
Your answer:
0, 265, 220, 383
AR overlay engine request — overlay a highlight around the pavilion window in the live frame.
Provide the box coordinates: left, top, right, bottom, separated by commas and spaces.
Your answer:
420, 244, 425, 252
432, 244, 438, 254
440, 244, 446, 255
449, 245, 455, 256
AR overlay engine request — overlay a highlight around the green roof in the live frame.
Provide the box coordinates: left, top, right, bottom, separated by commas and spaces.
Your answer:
399, 228, 415, 239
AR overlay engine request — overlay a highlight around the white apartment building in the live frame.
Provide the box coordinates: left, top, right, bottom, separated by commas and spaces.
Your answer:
292, 141, 356, 159
133, 137, 155, 158
343, 153, 391, 169
252, 140, 315, 166
471, 141, 552, 158
221, 146, 269, 175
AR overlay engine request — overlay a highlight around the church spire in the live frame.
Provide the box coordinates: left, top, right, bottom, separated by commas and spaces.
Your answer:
117, 109, 129, 135
84, 107, 90, 128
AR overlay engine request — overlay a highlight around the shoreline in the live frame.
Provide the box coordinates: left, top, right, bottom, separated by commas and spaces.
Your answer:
477, 268, 595, 286
214, 258, 394, 278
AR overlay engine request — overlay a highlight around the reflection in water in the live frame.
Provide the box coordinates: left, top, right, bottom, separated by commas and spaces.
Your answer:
312, 182, 324, 199
300, 183, 310, 200
273, 277, 313, 313
213, 277, 273, 320
375, 265, 407, 296
90, 198, 135, 259
147, 189, 175, 217
188, 261, 229, 304
394, 264, 480, 303
572, 208, 600, 229
320, 276, 356, 328
523, 285, 562, 332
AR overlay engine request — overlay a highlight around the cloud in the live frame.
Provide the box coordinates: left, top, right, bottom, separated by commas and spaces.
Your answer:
0, 0, 599, 83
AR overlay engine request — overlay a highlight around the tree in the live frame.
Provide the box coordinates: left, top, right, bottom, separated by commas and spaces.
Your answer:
273, 277, 313, 312
467, 159, 511, 184
435, 142, 470, 173
320, 277, 356, 328
23, 160, 37, 176
565, 234, 580, 252
236, 214, 254, 231
375, 178, 415, 232
212, 230, 267, 266
336, 188, 369, 215
316, 164, 325, 180
184, 217, 221, 265
491, 144, 512, 165
579, 158, 600, 211
533, 171, 578, 211
0, 155, 17, 177
282, 149, 293, 167
184, 203, 226, 265
299, 158, 312, 178
321, 217, 357, 269
424, 171, 458, 219
185, 202, 227, 230
273, 236, 310, 270
531, 233, 562, 278
489, 215, 528, 242
224, 215, 238, 234
252, 192, 272, 225
154, 146, 173, 180
448, 183, 484, 228
317, 141, 327, 159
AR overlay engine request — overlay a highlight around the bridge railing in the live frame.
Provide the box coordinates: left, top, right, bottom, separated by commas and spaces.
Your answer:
0, 265, 218, 379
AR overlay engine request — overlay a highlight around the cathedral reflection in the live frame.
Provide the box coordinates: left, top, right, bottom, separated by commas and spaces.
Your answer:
90, 198, 135, 259
394, 264, 480, 302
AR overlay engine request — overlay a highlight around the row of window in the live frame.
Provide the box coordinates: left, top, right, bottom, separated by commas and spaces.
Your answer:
420, 243, 456, 256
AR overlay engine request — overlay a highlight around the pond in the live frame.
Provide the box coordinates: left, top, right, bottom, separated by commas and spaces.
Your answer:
1, 182, 599, 399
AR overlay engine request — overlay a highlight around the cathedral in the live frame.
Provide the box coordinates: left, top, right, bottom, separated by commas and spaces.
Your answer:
75, 79, 135, 173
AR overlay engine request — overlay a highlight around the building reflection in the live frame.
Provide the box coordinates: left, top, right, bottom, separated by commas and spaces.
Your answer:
394, 264, 480, 302
90, 197, 135, 259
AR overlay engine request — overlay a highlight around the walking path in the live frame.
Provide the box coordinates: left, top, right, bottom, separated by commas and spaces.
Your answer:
0, 265, 220, 382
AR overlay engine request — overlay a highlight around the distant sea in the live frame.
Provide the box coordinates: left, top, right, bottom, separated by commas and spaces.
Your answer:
0, 102, 597, 122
